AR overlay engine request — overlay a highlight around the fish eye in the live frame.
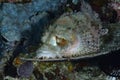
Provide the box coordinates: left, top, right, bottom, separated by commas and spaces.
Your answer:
55, 36, 68, 47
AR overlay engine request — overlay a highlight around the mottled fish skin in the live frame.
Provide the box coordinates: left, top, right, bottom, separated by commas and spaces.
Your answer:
35, 11, 108, 59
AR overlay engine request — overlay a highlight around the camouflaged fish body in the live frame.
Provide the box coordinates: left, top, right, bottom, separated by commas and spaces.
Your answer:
36, 12, 108, 59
